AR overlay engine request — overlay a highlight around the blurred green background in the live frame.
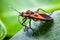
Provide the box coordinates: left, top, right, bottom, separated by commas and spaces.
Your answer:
0, 0, 60, 40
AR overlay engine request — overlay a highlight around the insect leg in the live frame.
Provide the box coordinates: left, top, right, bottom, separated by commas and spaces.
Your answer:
18, 15, 28, 31
21, 18, 29, 31
21, 18, 27, 26
29, 18, 31, 28
18, 15, 22, 25
37, 8, 48, 13
18, 15, 26, 25
29, 18, 35, 35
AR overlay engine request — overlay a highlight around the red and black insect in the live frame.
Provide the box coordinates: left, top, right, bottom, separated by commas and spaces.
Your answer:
11, 7, 52, 35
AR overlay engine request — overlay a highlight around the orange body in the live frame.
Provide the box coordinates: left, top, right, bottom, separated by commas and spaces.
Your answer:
21, 10, 52, 21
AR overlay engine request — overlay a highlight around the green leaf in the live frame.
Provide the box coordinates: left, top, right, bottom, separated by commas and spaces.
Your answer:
0, 20, 7, 40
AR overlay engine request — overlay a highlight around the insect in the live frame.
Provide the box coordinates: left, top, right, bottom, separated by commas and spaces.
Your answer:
11, 7, 52, 35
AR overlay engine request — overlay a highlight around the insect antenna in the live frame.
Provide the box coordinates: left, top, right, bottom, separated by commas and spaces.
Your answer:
10, 7, 21, 15
9, 6, 23, 25
18, 15, 27, 26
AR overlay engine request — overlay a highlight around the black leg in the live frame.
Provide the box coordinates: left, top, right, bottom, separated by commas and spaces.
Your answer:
18, 15, 28, 31
21, 18, 27, 26
37, 8, 53, 16
18, 15, 26, 26
21, 18, 29, 31
18, 15, 22, 25
29, 18, 31, 28
29, 18, 35, 35
37, 8, 48, 13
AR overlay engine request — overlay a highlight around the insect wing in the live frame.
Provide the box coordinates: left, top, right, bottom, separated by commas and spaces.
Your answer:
39, 14, 52, 20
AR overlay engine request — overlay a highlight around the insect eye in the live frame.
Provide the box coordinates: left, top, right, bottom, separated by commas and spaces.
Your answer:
34, 15, 38, 16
